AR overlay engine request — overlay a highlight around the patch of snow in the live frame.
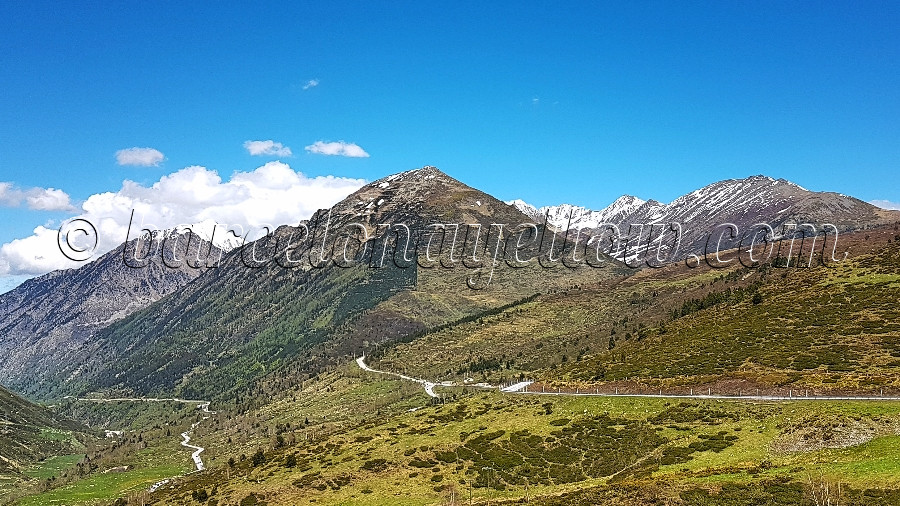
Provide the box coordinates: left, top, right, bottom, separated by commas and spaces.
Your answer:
171, 220, 243, 251
149, 479, 171, 493
501, 381, 534, 393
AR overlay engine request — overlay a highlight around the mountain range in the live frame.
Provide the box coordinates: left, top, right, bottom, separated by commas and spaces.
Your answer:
510, 175, 895, 263
0, 168, 896, 402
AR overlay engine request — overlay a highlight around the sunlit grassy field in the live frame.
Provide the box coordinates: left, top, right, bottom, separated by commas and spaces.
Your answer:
147, 374, 900, 505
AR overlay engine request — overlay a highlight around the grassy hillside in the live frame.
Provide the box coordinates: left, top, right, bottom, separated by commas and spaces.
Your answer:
10, 207, 898, 503
142, 371, 900, 505
12, 397, 222, 506
0, 385, 88, 499
35, 168, 626, 405
556, 226, 900, 393
373, 226, 900, 395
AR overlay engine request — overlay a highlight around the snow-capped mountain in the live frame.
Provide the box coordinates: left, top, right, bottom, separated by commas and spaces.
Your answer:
171, 220, 245, 252
506, 196, 647, 230
508, 175, 896, 261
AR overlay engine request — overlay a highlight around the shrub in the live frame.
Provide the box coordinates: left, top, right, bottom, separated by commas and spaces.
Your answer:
361, 458, 388, 471
251, 448, 266, 467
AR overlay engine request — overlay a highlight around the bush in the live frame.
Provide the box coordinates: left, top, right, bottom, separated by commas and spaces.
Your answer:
251, 448, 266, 467
361, 458, 388, 471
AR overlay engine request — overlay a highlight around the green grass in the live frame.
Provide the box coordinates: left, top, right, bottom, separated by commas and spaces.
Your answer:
38, 429, 76, 443
370, 242, 900, 396
16, 463, 186, 506
810, 435, 900, 487
147, 370, 900, 505
23, 454, 85, 480
10, 397, 211, 505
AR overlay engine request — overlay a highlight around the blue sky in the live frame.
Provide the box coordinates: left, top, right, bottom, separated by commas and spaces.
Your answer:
1, 1, 899, 286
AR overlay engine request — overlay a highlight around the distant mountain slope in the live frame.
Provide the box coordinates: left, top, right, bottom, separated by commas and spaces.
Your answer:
36, 167, 626, 401
556, 225, 900, 390
510, 175, 898, 262
0, 384, 83, 477
0, 230, 224, 397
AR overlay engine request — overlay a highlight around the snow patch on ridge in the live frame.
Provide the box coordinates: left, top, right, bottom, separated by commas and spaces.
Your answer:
506, 195, 646, 230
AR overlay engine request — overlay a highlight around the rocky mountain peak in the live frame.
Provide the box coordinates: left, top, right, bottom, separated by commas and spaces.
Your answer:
506, 174, 896, 261
329, 166, 531, 226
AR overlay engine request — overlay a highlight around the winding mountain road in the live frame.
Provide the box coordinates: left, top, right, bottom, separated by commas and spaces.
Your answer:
356, 356, 441, 398
355, 356, 900, 403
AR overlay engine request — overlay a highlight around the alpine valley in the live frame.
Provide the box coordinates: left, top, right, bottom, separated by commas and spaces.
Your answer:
3, 167, 900, 505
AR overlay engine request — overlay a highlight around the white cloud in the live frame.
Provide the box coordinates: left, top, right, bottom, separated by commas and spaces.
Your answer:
0, 182, 73, 211
870, 199, 900, 210
302, 79, 319, 90
0, 162, 366, 276
304, 141, 370, 158
0, 182, 19, 207
116, 147, 165, 167
25, 188, 73, 211
243, 140, 293, 157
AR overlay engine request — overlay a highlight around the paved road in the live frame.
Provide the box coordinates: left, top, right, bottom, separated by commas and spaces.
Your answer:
501, 381, 534, 393
512, 390, 900, 401
356, 356, 441, 398
355, 357, 900, 402
357, 356, 500, 398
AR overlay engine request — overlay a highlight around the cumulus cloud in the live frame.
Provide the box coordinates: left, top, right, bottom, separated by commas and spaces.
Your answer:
26, 188, 73, 211
0, 182, 18, 207
0, 182, 73, 211
304, 141, 370, 158
0, 162, 366, 277
870, 199, 900, 211
244, 140, 293, 157
116, 147, 165, 167
302, 79, 319, 90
